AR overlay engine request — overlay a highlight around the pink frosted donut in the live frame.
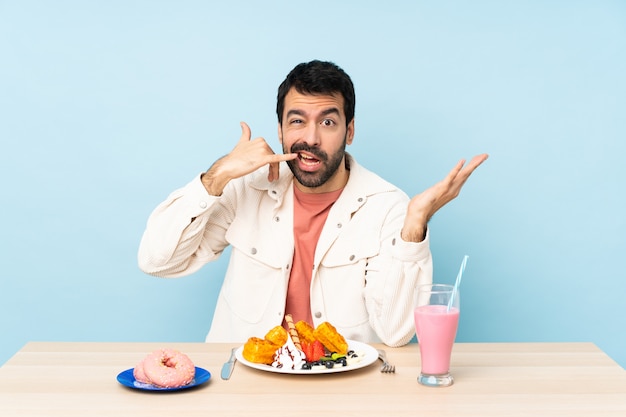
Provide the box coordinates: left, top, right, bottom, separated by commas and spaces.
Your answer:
133, 359, 150, 384
137, 349, 195, 388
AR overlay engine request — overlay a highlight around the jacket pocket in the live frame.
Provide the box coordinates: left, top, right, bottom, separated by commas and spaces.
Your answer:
320, 233, 380, 267
223, 219, 288, 324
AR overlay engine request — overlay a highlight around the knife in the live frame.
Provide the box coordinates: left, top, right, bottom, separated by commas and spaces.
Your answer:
221, 347, 238, 380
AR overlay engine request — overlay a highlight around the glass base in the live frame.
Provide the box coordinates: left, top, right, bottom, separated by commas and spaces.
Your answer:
418, 372, 454, 387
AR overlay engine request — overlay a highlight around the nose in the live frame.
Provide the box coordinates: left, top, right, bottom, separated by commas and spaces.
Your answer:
301, 123, 321, 147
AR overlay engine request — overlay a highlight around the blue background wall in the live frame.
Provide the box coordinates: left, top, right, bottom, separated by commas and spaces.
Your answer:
1, 1, 624, 367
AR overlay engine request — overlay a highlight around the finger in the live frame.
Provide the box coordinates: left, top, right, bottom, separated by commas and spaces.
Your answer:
267, 154, 297, 182
473, 153, 489, 167
269, 152, 298, 163
465, 153, 489, 169
238, 121, 252, 143
443, 158, 466, 184
458, 153, 489, 178
268, 161, 278, 182
446, 154, 489, 199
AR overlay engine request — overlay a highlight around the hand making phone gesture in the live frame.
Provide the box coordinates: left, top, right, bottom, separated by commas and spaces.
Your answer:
201, 122, 297, 196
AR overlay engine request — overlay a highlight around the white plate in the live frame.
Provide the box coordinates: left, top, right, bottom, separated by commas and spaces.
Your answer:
235, 339, 378, 374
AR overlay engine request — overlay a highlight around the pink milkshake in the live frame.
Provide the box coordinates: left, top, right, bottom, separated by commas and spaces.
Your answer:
414, 305, 460, 375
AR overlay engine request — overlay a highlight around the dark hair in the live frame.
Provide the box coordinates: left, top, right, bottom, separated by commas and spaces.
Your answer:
276, 60, 355, 126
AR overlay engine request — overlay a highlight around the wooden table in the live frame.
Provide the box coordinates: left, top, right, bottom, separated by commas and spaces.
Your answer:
1, 342, 625, 416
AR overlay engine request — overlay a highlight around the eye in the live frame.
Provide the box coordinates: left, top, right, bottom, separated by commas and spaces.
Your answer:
321, 119, 335, 127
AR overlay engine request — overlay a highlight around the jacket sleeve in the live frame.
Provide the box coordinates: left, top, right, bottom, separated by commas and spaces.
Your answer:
137, 174, 233, 278
362, 201, 433, 347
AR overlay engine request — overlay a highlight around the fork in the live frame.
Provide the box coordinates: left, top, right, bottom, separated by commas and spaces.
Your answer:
377, 349, 395, 373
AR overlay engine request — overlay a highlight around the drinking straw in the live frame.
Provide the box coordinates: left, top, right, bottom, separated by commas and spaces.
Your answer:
447, 255, 468, 311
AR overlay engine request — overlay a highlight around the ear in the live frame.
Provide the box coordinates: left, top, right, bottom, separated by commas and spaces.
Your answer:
277, 123, 283, 144
346, 119, 355, 145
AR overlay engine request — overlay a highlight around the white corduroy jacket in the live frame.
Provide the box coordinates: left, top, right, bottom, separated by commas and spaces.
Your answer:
138, 154, 432, 346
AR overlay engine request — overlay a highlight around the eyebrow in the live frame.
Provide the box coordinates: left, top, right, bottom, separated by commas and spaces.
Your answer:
321, 107, 341, 117
286, 107, 341, 119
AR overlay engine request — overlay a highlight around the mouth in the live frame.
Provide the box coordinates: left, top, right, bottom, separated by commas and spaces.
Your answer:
296, 152, 322, 171
298, 152, 320, 164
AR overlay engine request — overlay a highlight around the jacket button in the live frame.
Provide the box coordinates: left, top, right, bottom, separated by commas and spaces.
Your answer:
349, 254, 355, 261
392, 238, 396, 245
337, 223, 342, 228
315, 312, 322, 318
251, 248, 257, 255
358, 197, 363, 202
199, 201, 207, 209
275, 216, 280, 222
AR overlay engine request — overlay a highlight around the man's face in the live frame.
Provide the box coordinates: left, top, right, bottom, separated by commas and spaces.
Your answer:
278, 88, 355, 192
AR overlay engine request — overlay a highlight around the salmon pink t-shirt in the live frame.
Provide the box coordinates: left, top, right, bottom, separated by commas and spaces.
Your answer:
284, 186, 343, 327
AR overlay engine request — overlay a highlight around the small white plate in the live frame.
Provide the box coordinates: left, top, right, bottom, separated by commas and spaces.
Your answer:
235, 340, 378, 375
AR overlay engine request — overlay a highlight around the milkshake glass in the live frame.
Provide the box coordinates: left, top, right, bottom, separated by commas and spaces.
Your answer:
414, 284, 460, 387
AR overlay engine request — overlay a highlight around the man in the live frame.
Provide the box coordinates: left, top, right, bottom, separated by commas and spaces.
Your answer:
138, 60, 488, 347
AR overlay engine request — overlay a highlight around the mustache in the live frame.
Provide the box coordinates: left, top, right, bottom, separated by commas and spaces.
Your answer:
289, 143, 327, 160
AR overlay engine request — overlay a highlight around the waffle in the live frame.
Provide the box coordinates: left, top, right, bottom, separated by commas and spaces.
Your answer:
295, 320, 316, 344
242, 325, 288, 365
242, 337, 278, 365
313, 321, 348, 354
264, 325, 288, 346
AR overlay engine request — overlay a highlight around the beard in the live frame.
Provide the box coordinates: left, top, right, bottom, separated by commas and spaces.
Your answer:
284, 137, 347, 189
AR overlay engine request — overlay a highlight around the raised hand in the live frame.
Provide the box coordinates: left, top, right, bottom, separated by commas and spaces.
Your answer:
401, 154, 489, 242
201, 122, 297, 196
